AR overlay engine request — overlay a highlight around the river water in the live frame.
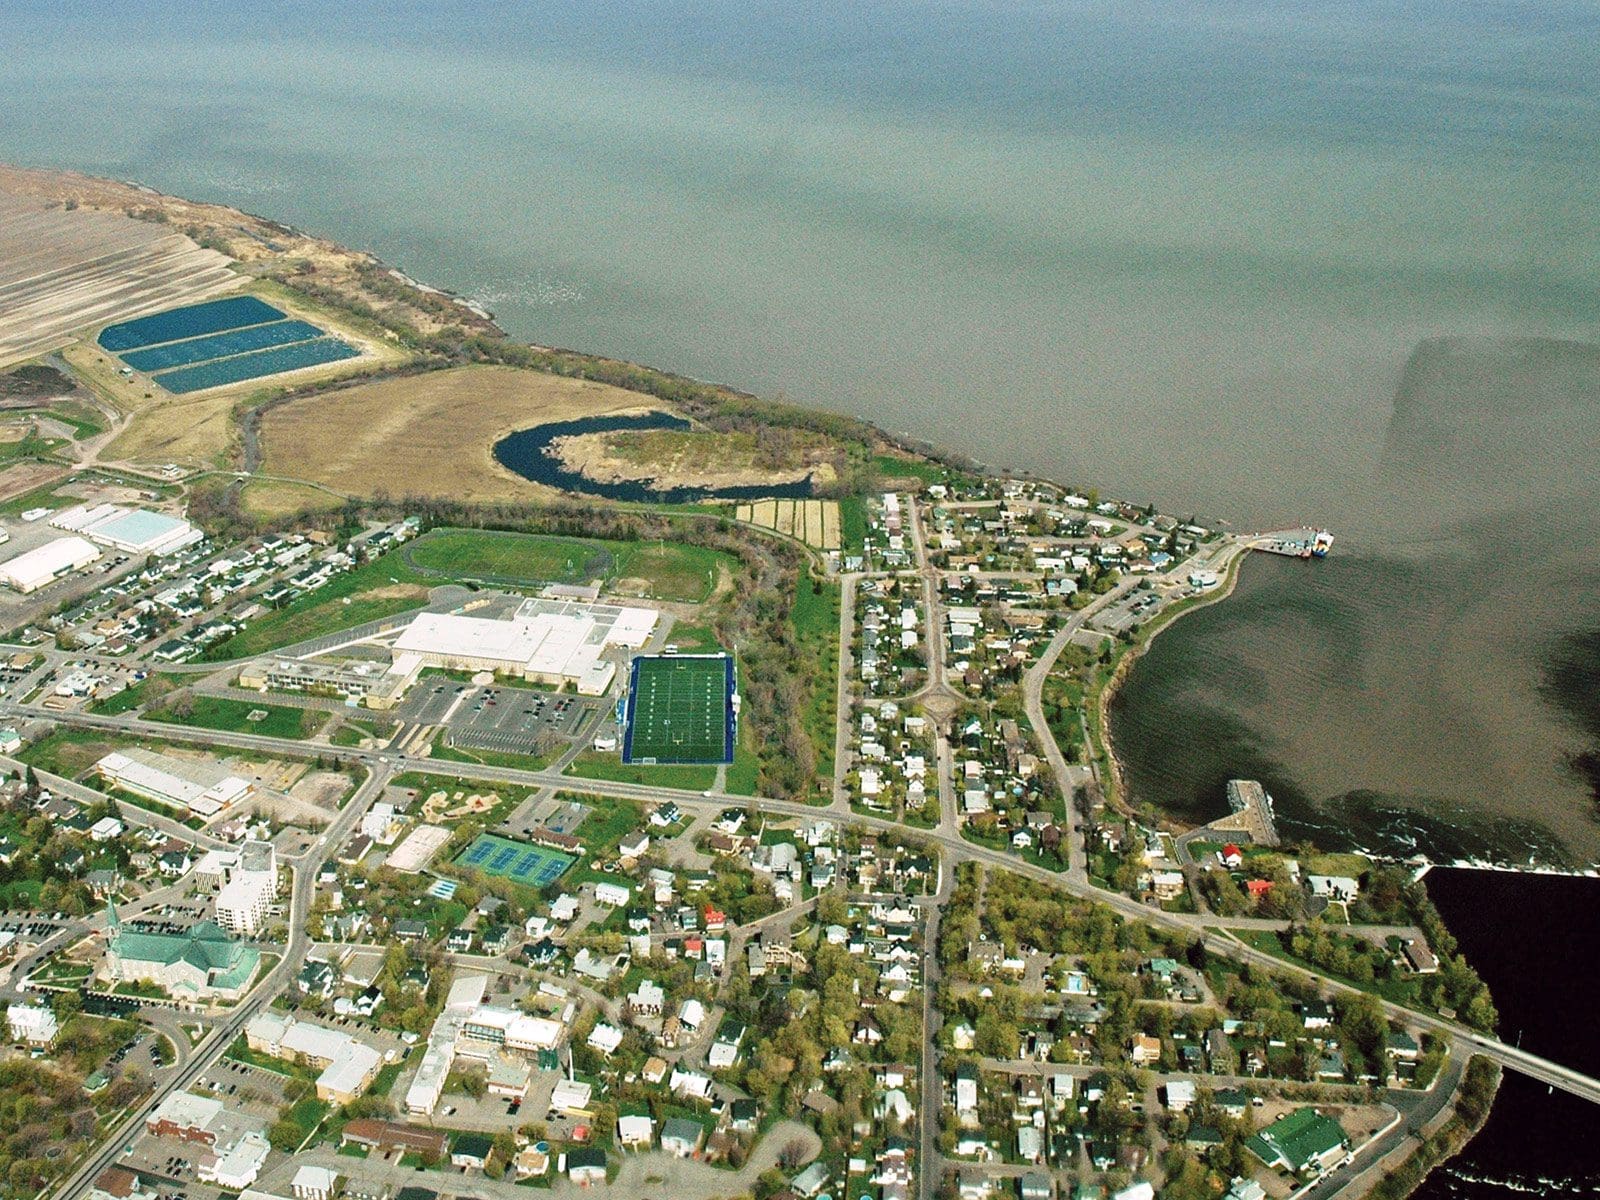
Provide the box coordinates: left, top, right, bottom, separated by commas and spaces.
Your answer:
2, 0, 1598, 1172
6, 3, 1595, 862
1411, 869, 1600, 1198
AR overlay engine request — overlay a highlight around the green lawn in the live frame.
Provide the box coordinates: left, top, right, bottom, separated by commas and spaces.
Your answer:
145, 696, 325, 740
201, 549, 434, 661
564, 751, 716, 792
838, 494, 867, 556
19, 727, 137, 778
872, 454, 949, 486
405, 527, 732, 603
331, 720, 378, 747
431, 735, 555, 772
791, 564, 840, 781
89, 674, 177, 715
661, 622, 723, 654
723, 728, 760, 796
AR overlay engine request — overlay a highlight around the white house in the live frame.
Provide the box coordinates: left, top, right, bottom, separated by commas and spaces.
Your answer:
6, 1002, 59, 1046
587, 1023, 624, 1056
594, 881, 631, 907
291, 1165, 338, 1200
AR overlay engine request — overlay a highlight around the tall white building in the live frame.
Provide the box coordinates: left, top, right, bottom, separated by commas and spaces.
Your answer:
215, 840, 278, 936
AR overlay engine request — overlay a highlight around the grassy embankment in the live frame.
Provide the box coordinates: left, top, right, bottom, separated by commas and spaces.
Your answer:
199, 549, 435, 661
405, 526, 731, 604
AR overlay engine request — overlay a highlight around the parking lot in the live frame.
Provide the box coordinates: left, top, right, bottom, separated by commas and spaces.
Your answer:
1094, 589, 1163, 635
397, 677, 594, 756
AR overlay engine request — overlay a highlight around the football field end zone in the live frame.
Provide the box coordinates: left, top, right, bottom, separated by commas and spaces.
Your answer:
621, 653, 735, 766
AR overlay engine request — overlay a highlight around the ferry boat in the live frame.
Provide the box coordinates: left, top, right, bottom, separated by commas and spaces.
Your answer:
1251, 527, 1334, 559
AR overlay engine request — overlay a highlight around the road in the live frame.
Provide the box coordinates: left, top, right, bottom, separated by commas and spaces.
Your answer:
918, 855, 956, 1200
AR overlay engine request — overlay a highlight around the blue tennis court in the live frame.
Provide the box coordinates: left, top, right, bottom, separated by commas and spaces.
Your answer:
456, 833, 573, 887
153, 337, 360, 394
97, 296, 285, 351
120, 320, 323, 372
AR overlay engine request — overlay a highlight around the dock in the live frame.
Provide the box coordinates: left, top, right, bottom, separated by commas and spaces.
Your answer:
1250, 528, 1333, 559
1188, 778, 1282, 847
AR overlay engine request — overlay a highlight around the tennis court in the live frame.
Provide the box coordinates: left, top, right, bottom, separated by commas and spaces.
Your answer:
623, 653, 735, 764
455, 833, 573, 886
97, 295, 286, 351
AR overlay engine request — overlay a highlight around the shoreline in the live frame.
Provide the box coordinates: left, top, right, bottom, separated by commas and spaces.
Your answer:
1095, 544, 1252, 815
0, 161, 1560, 1200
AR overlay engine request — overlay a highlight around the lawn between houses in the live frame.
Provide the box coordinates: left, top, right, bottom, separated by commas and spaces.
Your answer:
200, 548, 435, 662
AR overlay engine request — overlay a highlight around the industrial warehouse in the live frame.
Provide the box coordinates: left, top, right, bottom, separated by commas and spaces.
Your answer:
388, 596, 657, 695
0, 535, 100, 592
49, 502, 204, 556
95, 747, 256, 818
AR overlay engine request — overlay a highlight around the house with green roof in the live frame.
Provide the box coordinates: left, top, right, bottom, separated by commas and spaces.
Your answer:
1246, 1107, 1350, 1178
104, 901, 261, 1003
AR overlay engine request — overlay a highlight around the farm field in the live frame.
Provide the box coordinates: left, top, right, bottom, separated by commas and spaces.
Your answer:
0, 190, 237, 369
733, 498, 840, 550
405, 527, 731, 603
258, 364, 661, 502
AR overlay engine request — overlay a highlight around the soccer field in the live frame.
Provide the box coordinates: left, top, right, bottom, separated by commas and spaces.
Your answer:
623, 654, 734, 764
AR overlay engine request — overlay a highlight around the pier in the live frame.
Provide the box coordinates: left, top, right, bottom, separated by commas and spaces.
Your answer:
1250, 527, 1333, 558
1180, 777, 1282, 848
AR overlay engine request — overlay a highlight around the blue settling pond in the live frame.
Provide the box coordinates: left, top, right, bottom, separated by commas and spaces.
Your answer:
97, 295, 285, 351
97, 295, 359, 393
493, 411, 817, 503
120, 320, 324, 372
153, 337, 360, 394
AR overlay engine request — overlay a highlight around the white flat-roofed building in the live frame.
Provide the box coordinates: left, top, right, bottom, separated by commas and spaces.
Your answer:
392, 612, 546, 675
96, 749, 254, 818
391, 598, 656, 695
505, 1013, 564, 1052
52, 504, 203, 556
245, 1012, 381, 1104
215, 869, 275, 936
237, 655, 412, 710
551, 1077, 594, 1115
0, 536, 101, 593
197, 1131, 270, 1191
406, 974, 490, 1116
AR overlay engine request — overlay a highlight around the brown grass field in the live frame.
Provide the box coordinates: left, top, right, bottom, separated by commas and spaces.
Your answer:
239, 478, 346, 520
85, 282, 411, 469
258, 364, 661, 501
